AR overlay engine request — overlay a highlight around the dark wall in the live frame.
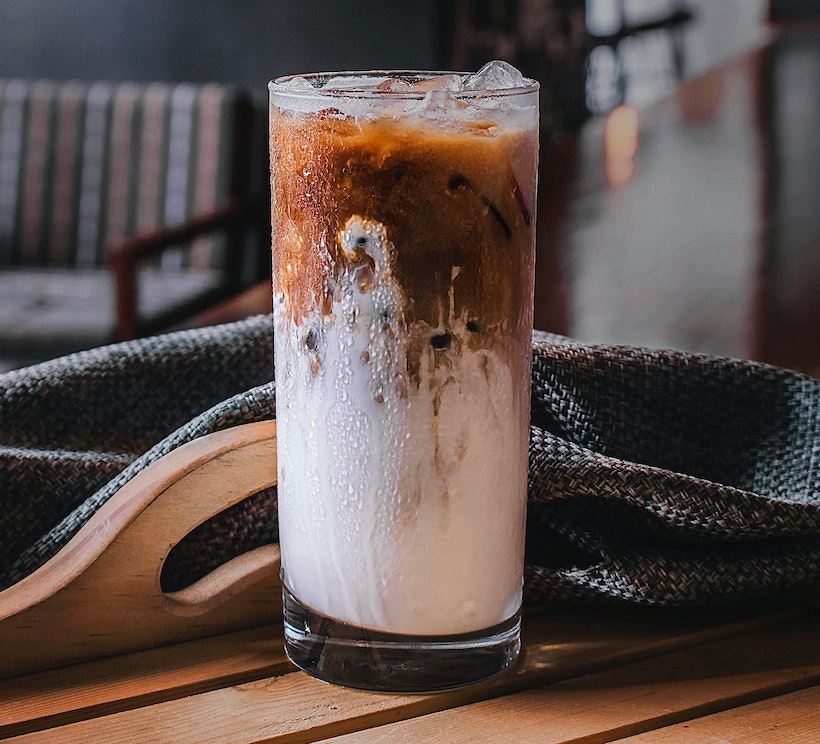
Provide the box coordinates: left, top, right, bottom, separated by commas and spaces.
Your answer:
0, 0, 438, 95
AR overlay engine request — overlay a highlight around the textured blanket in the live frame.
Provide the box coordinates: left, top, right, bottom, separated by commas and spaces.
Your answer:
1, 315, 818, 605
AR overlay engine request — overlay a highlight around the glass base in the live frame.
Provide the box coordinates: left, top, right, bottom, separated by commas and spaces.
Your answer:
281, 584, 521, 692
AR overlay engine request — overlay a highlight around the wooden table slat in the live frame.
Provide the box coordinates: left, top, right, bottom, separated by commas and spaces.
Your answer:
0, 625, 290, 738
613, 685, 820, 744
4, 603, 813, 743
323, 616, 820, 744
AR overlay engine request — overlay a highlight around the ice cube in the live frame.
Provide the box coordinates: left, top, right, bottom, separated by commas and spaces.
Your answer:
377, 78, 415, 93
414, 89, 458, 117
280, 76, 314, 90
412, 74, 463, 93
322, 75, 385, 92
464, 60, 525, 91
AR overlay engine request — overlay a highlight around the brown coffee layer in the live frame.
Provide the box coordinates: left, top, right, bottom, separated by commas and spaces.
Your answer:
271, 108, 537, 339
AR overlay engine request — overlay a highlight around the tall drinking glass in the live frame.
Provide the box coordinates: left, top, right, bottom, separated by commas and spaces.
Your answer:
269, 63, 539, 691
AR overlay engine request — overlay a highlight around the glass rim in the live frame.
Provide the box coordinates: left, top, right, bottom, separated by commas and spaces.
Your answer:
268, 69, 540, 100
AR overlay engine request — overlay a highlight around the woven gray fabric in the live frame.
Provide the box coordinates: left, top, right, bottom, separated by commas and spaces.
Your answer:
527, 333, 820, 605
1, 318, 818, 604
0, 316, 276, 591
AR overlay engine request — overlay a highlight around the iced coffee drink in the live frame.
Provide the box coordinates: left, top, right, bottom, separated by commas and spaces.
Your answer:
269, 63, 539, 690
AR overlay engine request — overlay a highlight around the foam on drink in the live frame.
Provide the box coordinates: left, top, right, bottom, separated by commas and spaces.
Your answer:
271, 67, 538, 635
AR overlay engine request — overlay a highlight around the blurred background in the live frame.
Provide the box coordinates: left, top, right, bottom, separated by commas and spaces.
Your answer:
0, 1, 768, 104
1, 0, 819, 375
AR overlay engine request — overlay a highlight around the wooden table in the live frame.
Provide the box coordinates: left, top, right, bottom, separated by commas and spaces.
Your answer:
1, 597, 818, 742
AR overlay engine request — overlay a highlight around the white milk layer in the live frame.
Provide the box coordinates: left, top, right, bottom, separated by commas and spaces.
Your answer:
274, 216, 528, 636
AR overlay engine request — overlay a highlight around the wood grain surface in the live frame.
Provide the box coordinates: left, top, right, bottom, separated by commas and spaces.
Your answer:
0, 421, 280, 679
2, 600, 816, 743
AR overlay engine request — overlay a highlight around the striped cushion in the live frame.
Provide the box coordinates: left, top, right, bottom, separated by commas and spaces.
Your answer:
0, 80, 253, 271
